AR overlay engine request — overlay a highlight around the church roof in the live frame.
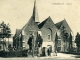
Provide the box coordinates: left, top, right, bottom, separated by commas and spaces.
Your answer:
38, 16, 53, 29
14, 0, 39, 39
55, 19, 72, 33
55, 20, 64, 29
14, 15, 35, 39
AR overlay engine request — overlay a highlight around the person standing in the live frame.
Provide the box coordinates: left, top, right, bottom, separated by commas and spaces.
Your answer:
27, 34, 33, 54
36, 34, 43, 56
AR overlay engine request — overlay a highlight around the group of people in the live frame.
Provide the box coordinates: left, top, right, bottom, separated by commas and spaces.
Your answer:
27, 34, 43, 56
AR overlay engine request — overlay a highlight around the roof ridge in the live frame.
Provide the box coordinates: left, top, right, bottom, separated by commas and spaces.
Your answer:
38, 16, 51, 29
14, 17, 33, 39
62, 19, 73, 32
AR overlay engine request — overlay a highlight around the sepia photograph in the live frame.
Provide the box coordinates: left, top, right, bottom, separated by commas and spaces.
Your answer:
0, 0, 80, 60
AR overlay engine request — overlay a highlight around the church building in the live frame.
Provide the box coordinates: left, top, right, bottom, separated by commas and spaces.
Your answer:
13, 0, 73, 55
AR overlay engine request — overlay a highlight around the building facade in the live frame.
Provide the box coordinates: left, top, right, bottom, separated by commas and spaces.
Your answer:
13, 0, 73, 54
55, 20, 73, 52
38, 16, 58, 53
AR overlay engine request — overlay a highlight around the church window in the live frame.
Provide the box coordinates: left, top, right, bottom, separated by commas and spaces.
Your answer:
48, 34, 51, 40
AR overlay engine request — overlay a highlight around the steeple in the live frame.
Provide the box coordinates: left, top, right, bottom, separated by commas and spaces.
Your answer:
32, 0, 39, 23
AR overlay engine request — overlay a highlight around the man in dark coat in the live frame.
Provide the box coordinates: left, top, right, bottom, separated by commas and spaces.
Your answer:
27, 34, 33, 51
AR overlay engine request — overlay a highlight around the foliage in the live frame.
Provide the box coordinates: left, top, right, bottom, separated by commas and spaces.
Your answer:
75, 32, 80, 49
61, 26, 69, 41
0, 21, 11, 38
0, 21, 11, 50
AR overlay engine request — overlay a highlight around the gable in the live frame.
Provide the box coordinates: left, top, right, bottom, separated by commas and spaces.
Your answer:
42, 16, 58, 31
23, 16, 39, 33
38, 18, 47, 29
38, 16, 57, 30
14, 16, 39, 39
55, 20, 63, 29
60, 20, 72, 34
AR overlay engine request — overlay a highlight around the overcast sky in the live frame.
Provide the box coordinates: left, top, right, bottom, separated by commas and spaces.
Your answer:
0, 0, 80, 39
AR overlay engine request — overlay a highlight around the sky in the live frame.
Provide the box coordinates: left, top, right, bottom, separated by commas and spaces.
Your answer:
0, 0, 80, 40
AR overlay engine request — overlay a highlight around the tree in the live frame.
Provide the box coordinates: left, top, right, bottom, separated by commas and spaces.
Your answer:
61, 26, 69, 40
0, 21, 11, 50
75, 32, 80, 52
55, 33, 58, 55
69, 33, 72, 52
61, 26, 69, 52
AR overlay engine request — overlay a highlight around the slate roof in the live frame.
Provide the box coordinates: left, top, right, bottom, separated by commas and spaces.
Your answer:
55, 20, 64, 29
55, 19, 72, 34
14, 15, 35, 39
38, 16, 53, 29
14, 0, 39, 39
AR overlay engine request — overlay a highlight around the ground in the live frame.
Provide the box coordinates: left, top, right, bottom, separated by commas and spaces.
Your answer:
0, 53, 80, 60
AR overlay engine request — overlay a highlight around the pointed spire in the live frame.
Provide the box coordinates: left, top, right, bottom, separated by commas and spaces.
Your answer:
32, 0, 39, 23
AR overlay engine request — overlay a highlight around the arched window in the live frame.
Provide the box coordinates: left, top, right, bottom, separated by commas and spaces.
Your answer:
47, 28, 52, 41
48, 34, 50, 40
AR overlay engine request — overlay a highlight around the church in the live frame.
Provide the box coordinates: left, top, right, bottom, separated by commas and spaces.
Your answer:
13, 0, 73, 55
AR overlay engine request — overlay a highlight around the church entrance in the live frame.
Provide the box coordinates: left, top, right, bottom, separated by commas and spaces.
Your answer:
47, 45, 52, 56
